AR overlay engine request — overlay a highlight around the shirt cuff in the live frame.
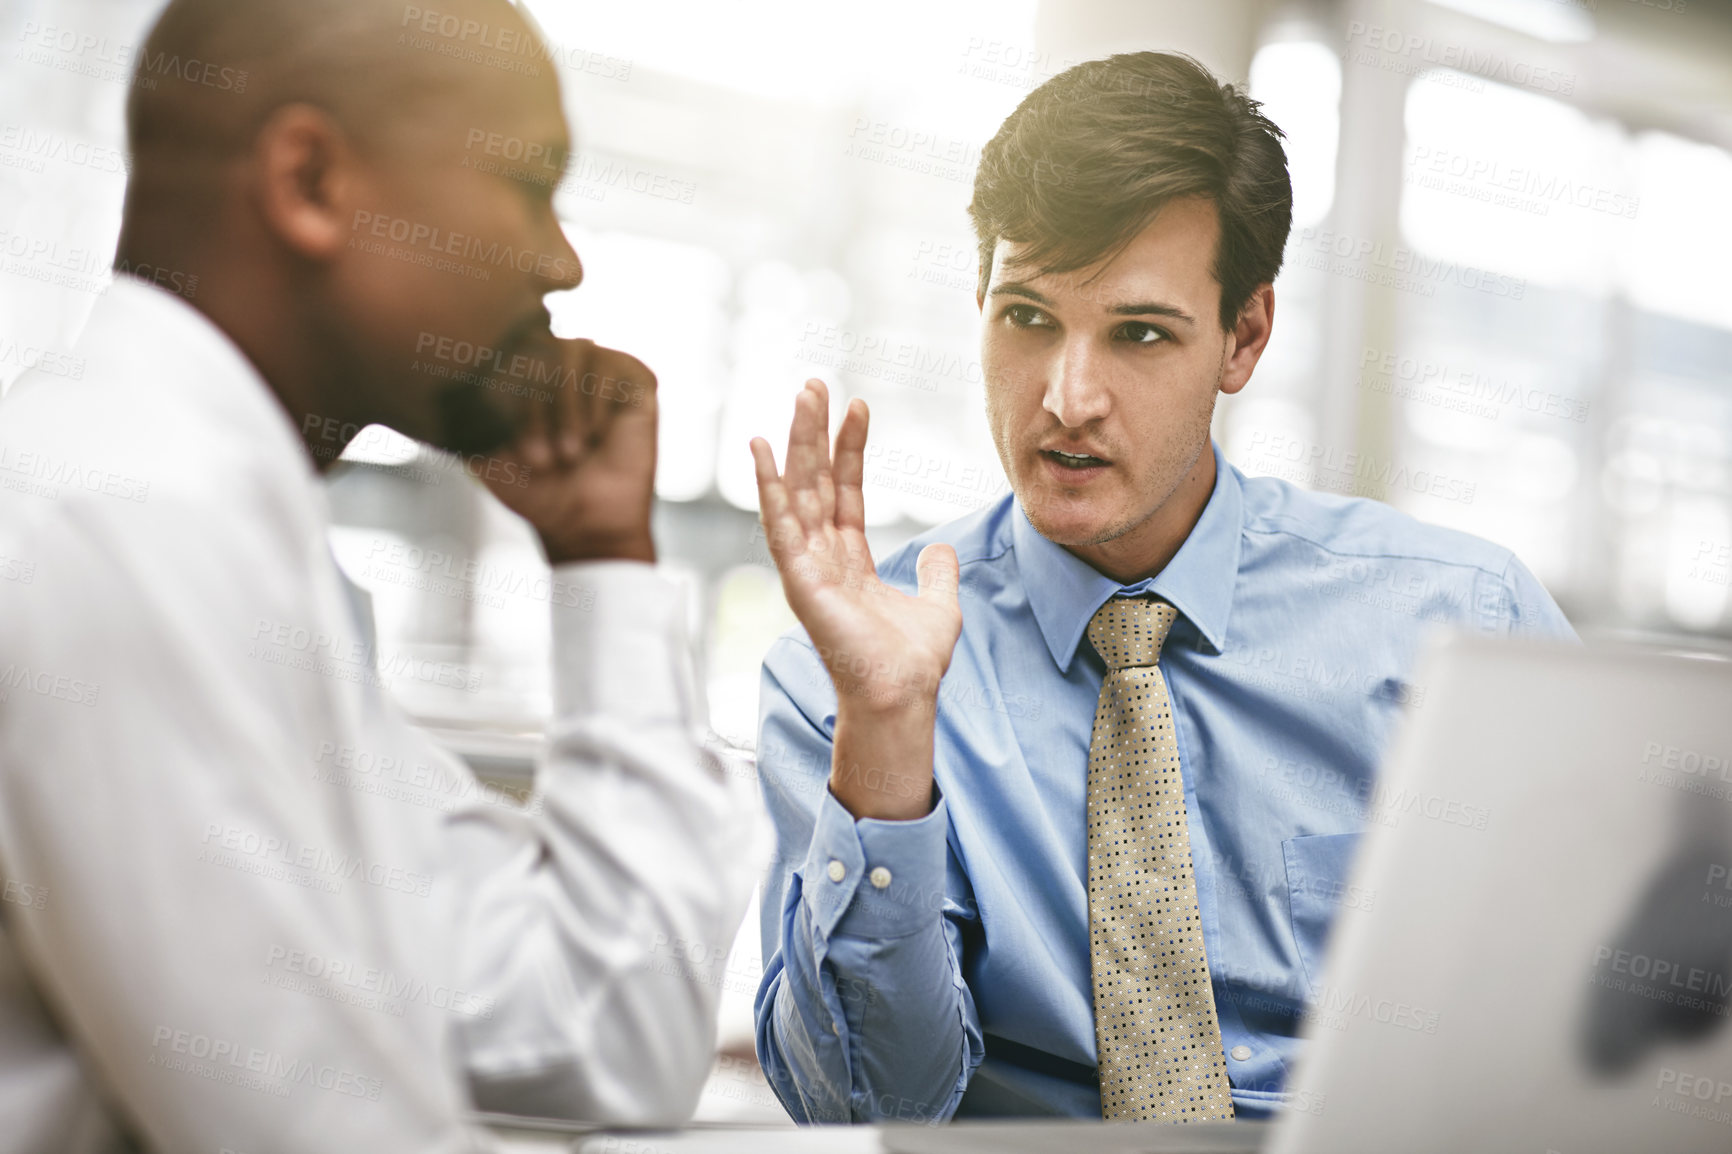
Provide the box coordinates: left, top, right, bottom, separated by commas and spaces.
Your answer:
549, 560, 695, 728
801, 785, 949, 941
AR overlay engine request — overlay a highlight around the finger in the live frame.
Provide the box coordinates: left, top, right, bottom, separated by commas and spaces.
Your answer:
833, 397, 869, 533
557, 346, 583, 464
477, 443, 528, 500
606, 347, 658, 411
915, 543, 961, 608
575, 343, 656, 467
530, 341, 564, 467
544, 388, 566, 469
519, 384, 554, 473
556, 338, 600, 465
784, 382, 830, 535
808, 379, 837, 527
510, 331, 568, 468
574, 340, 612, 451
750, 436, 804, 559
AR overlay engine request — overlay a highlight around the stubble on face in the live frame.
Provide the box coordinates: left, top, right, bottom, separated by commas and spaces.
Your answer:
978, 198, 1232, 575
1009, 383, 1217, 550
327, 8, 575, 458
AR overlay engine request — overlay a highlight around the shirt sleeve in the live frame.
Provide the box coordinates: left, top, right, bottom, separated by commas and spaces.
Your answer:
1488, 552, 1578, 641
0, 483, 762, 1148
448, 561, 764, 1126
751, 636, 983, 1124
0, 500, 494, 1154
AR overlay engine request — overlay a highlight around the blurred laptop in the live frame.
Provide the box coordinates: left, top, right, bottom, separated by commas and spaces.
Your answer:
889, 635, 1732, 1154
1270, 634, 1732, 1154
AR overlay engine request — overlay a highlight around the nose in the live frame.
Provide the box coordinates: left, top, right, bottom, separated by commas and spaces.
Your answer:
540, 220, 584, 292
1041, 335, 1110, 428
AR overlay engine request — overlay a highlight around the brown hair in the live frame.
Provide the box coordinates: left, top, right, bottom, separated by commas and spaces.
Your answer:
968, 51, 1292, 331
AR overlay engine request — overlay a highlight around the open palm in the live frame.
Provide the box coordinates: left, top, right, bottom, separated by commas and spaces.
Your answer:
750, 381, 962, 712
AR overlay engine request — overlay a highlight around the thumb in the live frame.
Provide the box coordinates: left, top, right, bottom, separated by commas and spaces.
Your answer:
914, 543, 960, 607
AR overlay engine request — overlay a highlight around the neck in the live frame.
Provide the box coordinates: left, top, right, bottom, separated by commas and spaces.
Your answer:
1065, 443, 1217, 586
116, 223, 360, 472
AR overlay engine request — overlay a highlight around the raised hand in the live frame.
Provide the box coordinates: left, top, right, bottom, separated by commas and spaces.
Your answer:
751, 380, 962, 820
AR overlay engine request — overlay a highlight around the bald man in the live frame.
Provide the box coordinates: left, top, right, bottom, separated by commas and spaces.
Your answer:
0, 2, 757, 1151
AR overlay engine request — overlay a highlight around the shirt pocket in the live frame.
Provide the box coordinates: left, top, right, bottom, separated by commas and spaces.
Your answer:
1281, 832, 1363, 994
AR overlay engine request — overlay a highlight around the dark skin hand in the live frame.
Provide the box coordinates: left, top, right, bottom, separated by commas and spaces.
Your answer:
481, 334, 659, 566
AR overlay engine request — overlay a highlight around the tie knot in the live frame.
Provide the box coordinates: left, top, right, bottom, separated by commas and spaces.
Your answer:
1086, 597, 1177, 670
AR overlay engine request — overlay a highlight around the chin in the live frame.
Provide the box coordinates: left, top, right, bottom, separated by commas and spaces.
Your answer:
431, 381, 525, 457
1016, 485, 1122, 547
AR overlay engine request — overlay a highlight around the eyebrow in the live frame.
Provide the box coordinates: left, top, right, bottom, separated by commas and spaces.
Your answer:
990, 281, 1197, 326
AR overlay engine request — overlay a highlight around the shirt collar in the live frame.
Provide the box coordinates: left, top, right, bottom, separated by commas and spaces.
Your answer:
1011, 440, 1243, 671
88, 275, 315, 487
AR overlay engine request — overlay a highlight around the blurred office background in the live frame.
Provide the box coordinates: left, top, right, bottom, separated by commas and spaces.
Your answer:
4, 0, 1732, 1122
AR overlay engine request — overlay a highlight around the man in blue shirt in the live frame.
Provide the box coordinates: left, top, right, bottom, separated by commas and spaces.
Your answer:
747, 51, 1573, 1126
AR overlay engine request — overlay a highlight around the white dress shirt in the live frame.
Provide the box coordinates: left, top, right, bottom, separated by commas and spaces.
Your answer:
0, 277, 761, 1153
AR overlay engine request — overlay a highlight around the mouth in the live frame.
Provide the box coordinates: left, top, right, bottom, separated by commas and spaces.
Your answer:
488, 310, 562, 405
499, 308, 556, 359
1041, 448, 1110, 471
429, 310, 559, 456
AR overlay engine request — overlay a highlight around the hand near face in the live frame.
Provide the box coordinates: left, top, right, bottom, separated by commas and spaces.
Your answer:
480, 335, 658, 566
751, 381, 962, 820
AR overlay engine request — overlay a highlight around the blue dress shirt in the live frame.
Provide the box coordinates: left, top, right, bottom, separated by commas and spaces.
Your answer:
753, 441, 1574, 1124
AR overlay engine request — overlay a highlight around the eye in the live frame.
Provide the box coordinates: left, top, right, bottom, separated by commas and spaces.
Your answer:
1113, 321, 1170, 345
1003, 303, 1053, 329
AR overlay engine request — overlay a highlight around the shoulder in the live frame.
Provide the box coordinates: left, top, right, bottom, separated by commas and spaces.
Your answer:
0, 372, 322, 648
872, 495, 1017, 592
1, 351, 314, 532
1234, 469, 1573, 638
1238, 469, 1513, 577
2, 280, 317, 536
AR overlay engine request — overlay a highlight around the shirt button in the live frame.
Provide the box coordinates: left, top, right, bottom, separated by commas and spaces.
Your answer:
1230, 1045, 1253, 1062
826, 860, 846, 883
869, 866, 892, 889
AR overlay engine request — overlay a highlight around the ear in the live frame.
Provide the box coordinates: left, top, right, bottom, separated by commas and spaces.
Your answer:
1220, 283, 1274, 397
251, 103, 357, 261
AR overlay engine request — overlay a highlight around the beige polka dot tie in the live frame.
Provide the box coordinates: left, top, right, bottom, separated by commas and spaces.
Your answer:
1085, 597, 1234, 1122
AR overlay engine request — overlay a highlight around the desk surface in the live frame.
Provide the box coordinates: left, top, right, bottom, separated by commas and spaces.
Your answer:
484, 1118, 1268, 1154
